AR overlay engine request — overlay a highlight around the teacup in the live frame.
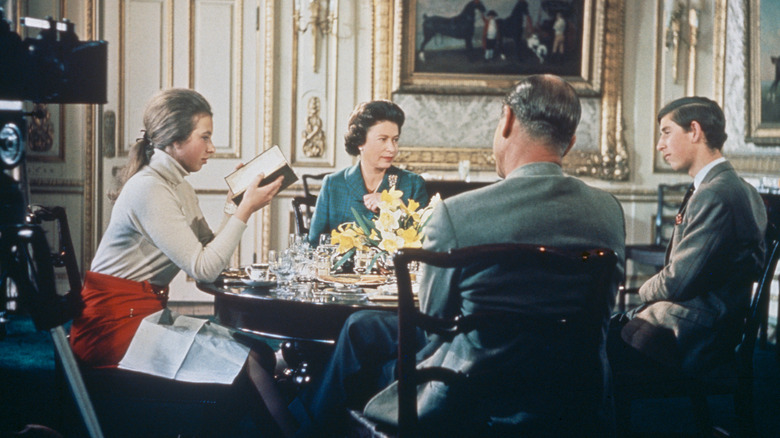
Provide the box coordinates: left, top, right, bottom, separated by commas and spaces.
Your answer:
245, 263, 268, 281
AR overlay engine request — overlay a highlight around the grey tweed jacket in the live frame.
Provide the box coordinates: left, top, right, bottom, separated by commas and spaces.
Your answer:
623, 161, 767, 376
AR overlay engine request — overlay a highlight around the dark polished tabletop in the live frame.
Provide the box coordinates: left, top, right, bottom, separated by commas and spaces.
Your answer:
197, 278, 396, 344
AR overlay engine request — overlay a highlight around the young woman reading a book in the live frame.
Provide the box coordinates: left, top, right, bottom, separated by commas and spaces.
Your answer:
307, 100, 429, 246
69, 88, 297, 436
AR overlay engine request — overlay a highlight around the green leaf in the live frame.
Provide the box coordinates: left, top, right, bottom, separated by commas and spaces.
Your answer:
367, 250, 384, 271
352, 207, 375, 236
333, 247, 357, 270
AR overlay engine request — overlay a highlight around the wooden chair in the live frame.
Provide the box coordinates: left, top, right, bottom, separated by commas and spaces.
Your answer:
758, 192, 780, 354
614, 225, 780, 437
421, 180, 493, 200
291, 195, 318, 237
20, 206, 260, 437
302, 172, 330, 198
620, 182, 689, 311
349, 244, 619, 437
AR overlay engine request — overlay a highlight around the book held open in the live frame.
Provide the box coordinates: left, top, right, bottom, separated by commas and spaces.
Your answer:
224, 145, 298, 204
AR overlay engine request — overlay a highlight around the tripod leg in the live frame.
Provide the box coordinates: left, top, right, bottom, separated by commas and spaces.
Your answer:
49, 326, 104, 438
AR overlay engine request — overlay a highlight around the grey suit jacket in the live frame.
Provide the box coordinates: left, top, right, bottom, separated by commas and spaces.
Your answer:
364, 162, 626, 433
623, 161, 767, 376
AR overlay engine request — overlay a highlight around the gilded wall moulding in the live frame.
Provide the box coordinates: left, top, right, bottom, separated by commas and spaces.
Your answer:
395, 146, 495, 172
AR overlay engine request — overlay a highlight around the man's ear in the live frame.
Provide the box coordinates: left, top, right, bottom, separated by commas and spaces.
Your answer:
689, 120, 705, 144
502, 106, 514, 138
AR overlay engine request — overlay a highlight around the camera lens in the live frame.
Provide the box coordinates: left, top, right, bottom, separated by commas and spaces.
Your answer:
0, 122, 24, 169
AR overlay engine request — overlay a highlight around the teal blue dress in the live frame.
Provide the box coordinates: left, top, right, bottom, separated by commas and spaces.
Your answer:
307, 163, 429, 246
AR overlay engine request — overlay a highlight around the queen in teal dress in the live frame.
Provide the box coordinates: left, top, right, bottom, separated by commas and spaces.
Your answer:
307, 100, 429, 246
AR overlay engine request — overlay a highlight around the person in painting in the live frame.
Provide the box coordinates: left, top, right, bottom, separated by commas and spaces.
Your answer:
306, 100, 429, 247
482, 10, 500, 61
769, 55, 780, 101
68, 88, 297, 437
608, 97, 767, 430
552, 12, 566, 63
294, 74, 626, 436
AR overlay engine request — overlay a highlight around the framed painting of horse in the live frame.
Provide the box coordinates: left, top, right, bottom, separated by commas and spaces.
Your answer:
747, 0, 780, 144
397, 0, 604, 95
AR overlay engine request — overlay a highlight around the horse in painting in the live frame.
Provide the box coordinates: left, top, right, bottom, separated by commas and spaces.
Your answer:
418, 0, 487, 62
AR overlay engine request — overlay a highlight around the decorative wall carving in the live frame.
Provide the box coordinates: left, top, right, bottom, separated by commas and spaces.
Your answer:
27, 104, 54, 153
302, 96, 326, 158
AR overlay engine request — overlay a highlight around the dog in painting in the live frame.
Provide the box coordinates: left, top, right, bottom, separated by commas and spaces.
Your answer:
526, 33, 548, 64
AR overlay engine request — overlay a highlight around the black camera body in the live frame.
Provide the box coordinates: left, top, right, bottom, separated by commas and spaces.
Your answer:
0, 9, 107, 104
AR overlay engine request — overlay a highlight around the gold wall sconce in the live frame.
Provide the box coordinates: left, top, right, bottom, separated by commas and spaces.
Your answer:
664, 0, 702, 93
294, 0, 338, 73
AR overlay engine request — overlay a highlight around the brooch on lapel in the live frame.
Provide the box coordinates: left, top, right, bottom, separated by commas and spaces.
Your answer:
675, 213, 683, 225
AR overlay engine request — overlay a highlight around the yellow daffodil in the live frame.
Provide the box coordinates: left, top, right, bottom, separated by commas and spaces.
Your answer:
332, 223, 367, 253
379, 187, 403, 210
404, 198, 420, 213
397, 227, 422, 248
379, 234, 405, 253
376, 211, 397, 232
332, 190, 441, 266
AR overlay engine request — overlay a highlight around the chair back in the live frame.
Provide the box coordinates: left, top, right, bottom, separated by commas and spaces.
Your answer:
392, 244, 618, 436
422, 180, 493, 200
291, 195, 318, 236
737, 224, 780, 373
26, 205, 83, 294
653, 183, 690, 246
6, 205, 84, 330
302, 172, 330, 198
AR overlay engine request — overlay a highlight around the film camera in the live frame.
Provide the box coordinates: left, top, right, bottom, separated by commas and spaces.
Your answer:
0, 8, 107, 104
1, 6, 107, 333
1, 7, 107, 169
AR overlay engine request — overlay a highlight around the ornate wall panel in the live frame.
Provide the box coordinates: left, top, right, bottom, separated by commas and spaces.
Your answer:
191, 0, 242, 158
119, 0, 172, 155
290, 0, 338, 168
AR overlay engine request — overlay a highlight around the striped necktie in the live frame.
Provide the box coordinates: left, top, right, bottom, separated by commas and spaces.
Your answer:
666, 184, 696, 264
674, 184, 695, 225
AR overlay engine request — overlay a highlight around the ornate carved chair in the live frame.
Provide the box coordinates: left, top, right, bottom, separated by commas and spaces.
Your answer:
291, 195, 318, 237
302, 172, 330, 198
614, 224, 780, 437
349, 244, 619, 437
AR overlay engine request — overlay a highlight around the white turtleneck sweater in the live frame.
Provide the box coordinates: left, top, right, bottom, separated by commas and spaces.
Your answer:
90, 150, 246, 285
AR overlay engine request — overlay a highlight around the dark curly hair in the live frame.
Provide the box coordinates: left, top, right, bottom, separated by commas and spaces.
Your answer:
344, 100, 405, 156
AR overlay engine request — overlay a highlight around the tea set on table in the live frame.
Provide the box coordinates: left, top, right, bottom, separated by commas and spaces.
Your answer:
222, 234, 408, 303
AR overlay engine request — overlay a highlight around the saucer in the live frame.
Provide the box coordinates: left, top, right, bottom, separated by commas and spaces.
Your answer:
240, 278, 276, 288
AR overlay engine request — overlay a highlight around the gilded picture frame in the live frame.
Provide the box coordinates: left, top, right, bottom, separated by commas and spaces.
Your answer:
395, 0, 603, 96
372, 0, 628, 180
746, 0, 780, 145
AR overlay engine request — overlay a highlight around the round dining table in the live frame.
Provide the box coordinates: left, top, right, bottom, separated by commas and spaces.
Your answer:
196, 278, 396, 344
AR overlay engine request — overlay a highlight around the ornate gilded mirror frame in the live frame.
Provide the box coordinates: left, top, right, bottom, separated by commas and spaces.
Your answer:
371, 0, 629, 181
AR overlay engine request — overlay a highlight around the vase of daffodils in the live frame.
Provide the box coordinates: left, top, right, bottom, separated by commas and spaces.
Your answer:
330, 188, 441, 273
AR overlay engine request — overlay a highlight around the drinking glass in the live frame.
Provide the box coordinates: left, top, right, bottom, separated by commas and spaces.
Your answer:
269, 250, 296, 297
353, 249, 374, 275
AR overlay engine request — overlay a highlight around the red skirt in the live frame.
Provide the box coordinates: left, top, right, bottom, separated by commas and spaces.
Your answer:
70, 271, 168, 367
